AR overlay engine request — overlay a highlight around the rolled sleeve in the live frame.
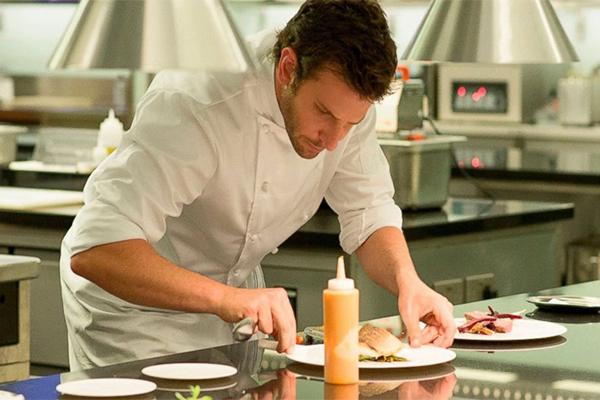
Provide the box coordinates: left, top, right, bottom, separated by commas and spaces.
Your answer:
325, 107, 403, 254
69, 88, 218, 256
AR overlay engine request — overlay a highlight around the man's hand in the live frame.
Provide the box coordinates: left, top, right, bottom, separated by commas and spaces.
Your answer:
397, 277, 455, 348
250, 370, 297, 400
355, 227, 455, 348
398, 374, 457, 400
217, 287, 296, 354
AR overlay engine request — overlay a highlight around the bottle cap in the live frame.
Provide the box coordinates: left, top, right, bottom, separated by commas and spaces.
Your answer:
100, 109, 124, 132
328, 256, 355, 290
98, 109, 124, 148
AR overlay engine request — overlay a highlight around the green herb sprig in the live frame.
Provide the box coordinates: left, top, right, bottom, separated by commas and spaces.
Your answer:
174, 385, 212, 400
358, 355, 408, 363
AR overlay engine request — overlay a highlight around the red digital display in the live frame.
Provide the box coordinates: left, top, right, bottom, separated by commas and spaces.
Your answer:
452, 82, 508, 114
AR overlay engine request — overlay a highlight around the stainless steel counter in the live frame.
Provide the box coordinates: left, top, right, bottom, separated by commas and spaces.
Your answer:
2, 280, 599, 399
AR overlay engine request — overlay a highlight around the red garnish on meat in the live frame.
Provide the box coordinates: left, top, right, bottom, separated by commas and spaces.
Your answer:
459, 307, 522, 335
457, 317, 497, 333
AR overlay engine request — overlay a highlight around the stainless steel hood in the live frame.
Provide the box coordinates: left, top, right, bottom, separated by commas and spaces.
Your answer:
402, 0, 579, 64
48, 0, 259, 72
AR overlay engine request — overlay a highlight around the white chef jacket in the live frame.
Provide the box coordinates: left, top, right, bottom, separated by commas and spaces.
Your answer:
60, 29, 403, 371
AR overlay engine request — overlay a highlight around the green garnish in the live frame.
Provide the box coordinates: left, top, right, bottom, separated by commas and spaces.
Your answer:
174, 385, 212, 400
359, 355, 408, 363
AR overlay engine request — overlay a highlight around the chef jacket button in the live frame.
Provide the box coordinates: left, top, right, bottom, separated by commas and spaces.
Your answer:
302, 213, 310, 221
261, 181, 269, 193
232, 269, 240, 276
249, 234, 257, 243
271, 247, 279, 254
261, 123, 270, 133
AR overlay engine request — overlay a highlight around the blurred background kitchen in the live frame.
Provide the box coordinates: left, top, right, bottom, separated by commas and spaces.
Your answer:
0, 0, 599, 379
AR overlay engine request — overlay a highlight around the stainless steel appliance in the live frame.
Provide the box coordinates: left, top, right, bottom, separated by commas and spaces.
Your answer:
567, 235, 600, 284
379, 136, 466, 210
397, 79, 425, 131
0, 126, 24, 165
437, 64, 568, 124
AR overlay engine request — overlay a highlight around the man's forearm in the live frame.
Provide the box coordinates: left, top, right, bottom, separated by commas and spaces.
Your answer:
70, 239, 229, 314
354, 226, 418, 296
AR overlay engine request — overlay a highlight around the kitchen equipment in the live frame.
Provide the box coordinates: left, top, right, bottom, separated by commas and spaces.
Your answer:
376, 79, 425, 133
402, 0, 578, 64
0, 126, 24, 165
0, 255, 40, 383
32, 127, 97, 166
379, 136, 466, 210
567, 235, 600, 284
232, 317, 255, 342
49, 0, 258, 73
398, 80, 425, 131
437, 64, 568, 124
558, 76, 600, 126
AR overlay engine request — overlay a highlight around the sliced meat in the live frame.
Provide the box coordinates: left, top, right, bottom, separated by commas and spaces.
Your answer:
464, 311, 491, 321
494, 318, 513, 333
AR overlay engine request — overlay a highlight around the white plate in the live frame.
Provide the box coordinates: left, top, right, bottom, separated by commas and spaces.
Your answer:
454, 318, 567, 341
287, 344, 455, 369
155, 380, 237, 392
141, 363, 237, 380
56, 378, 156, 398
526, 295, 600, 312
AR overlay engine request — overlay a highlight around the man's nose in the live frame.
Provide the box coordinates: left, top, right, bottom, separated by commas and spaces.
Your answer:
318, 126, 345, 152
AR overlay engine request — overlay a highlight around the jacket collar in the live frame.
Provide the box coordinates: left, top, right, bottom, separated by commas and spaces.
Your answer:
253, 57, 286, 131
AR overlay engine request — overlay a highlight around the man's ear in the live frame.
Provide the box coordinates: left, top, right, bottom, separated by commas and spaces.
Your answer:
276, 47, 297, 87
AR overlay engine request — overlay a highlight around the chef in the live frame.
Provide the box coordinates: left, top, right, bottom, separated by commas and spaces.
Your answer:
60, 0, 455, 371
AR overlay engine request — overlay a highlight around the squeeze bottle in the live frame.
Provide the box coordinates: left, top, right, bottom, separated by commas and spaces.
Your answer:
323, 255, 359, 384
93, 109, 124, 164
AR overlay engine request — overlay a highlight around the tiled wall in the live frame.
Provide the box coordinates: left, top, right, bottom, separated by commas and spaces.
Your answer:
0, 1, 599, 75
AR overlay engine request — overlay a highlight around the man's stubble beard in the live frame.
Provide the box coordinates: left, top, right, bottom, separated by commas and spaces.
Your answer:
279, 86, 317, 160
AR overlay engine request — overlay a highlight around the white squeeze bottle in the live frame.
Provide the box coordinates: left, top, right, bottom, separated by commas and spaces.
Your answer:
323, 255, 360, 385
93, 109, 124, 164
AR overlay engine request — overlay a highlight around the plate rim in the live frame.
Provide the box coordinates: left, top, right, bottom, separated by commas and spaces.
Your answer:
141, 362, 238, 380
454, 317, 567, 341
287, 344, 456, 369
155, 380, 238, 392
55, 378, 157, 397
526, 295, 600, 309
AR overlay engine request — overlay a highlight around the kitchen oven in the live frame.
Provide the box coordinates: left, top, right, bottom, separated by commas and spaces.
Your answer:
437, 63, 568, 124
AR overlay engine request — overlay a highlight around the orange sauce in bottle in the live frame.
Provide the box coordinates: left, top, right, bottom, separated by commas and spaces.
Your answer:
323, 255, 359, 385
324, 382, 359, 400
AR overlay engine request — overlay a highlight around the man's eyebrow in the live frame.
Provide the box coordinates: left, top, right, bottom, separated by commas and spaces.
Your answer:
316, 102, 365, 125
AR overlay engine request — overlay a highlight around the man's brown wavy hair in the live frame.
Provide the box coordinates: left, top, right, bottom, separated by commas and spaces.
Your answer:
270, 0, 397, 102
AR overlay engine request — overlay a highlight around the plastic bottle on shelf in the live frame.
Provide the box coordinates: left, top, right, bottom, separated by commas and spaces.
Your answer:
323, 255, 359, 385
93, 109, 124, 165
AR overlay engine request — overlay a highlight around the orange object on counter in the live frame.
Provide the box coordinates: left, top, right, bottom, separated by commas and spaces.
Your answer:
323, 256, 359, 385
406, 132, 425, 141
397, 65, 410, 82
324, 382, 359, 400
